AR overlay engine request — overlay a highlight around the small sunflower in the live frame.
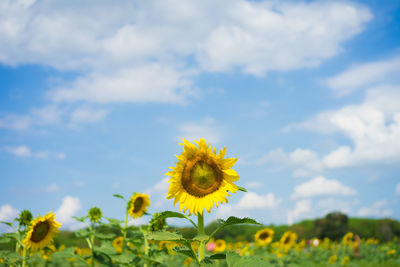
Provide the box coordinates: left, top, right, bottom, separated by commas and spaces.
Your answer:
112, 237, 124, 254
128, 193, 150, 219
166, 139, 239, 215
22, 212, 61, 250
214, 239, 226, 252
329, 255, 338, 264
255, 228, 274, 246
280, 231, 297, 248
342, 232, 354, 245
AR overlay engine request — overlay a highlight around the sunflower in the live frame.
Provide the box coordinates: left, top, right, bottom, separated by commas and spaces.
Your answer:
280, 231, 297, 248
214, 239, 226, 252
342, 232, 354, 245
255, 228, 274, 246
112, 237, 124, 253
166, 139, 239, 215
128, 193, 150, 219
22, 212, 61, 250
329, 255, 338, 264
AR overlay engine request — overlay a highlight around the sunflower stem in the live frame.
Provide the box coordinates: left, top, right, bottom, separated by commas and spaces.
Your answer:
21, 245, 27, 267
89, 223, 95, 267
197, 212, 205, 264
122, 208, 128, 253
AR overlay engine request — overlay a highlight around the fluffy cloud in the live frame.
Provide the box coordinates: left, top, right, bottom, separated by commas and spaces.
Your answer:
285, 85, 400, 169
292, 176, 356, 199
56, 196, 82, 226
2, 145, 65, 160
0, 204, 18, 221
70, 106, 108, 123
0, 0, 371, 107
325, 56, 400, 96
176, 117, 223, 144
236, 192, 282, 209
357, 200, 392, 217
290, 199, 311, 220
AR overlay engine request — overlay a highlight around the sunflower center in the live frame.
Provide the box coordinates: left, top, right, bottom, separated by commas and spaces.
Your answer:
259, 232, 269, 240
283, 236, 290, 244
133, 197, 143, 213
30, 221, 50, 243
182, 157, 223, 197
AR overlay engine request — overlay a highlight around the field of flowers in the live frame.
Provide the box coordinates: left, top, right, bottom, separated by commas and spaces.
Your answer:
1, 139, 399, 266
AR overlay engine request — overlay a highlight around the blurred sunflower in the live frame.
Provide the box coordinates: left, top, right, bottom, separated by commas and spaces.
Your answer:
166, 139, 239, 215
112, 237, 124, 253
329, 255, 338, 264
214, 239, 227, 252
128, 193, 150, 219
280, 231, 298, 248
255, 228, 274, 246
22, 212, 61, 250
342, 232, 354, 245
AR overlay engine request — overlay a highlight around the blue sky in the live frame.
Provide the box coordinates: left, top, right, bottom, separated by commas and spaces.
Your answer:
1, 0, 400, 230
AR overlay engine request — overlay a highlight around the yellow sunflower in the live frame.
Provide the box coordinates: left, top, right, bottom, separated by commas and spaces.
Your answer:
128, 193, 150, 219
112, 236, 124, 253
166, 139, 239, 215
22, 212, 61, 250
255, 228, 274, 246
214, 239, 227, 252
342, 232, 354, 245
280, 231, 298, 248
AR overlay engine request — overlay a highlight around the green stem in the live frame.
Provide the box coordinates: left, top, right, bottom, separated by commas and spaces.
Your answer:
143, 233, 149, 267
90, 224, 95, 267
197, 212, 205, 263
122, 210, 128, 253
21, 245, 27, 267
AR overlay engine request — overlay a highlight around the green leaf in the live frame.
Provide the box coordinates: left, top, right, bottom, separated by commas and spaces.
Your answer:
173, 247, 196, 260
237, 186, 248, 192
75, 228, 90, 238
201, 253, 226, 264
146, 230, 185, 241
192, 234, 209, 242
112, 253, 136, 264
95, 232, 116, 240
154, 211, 198, 229
3, 232, 20, 241
209, 216, 260, 240
72, 216, 86, 223
0, 221, 13, 227
113, 194, 125, 200
226, 252, 267, 267
0, 237, 11, 243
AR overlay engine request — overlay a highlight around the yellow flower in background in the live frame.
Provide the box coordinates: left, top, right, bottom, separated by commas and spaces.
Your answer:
280, 231, 298, 248
166, 139, 239, 215
387, 249, 396, 255
343, 232, 354, 245
214, 239, 227, 252
329, 255, 338, 264
22, 212, 61, 250
184, 257, 193, 266
128, 193, 150, 219
112, 236, 124, 253
341, 256, 350, 266
255, 228, 274, 246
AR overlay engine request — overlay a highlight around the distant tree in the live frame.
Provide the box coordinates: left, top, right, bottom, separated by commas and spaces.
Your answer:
315, 211, 349, 241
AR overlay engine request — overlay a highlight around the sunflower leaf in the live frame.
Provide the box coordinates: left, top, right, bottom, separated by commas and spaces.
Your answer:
237, 186, 248, 192
210, 216, 261, 240
0, 221, 13, 227
72, 216, 86, 223
146, 230, 185, 242
173, 247, 197, 259
154, 211, 198, 229
201, 253, 226, 264
95, 232, 116, 240
112, 194, 125, 200
192, 234, 209, 242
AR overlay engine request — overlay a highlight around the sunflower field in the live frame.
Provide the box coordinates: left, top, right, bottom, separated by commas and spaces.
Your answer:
1, 139, 399, 267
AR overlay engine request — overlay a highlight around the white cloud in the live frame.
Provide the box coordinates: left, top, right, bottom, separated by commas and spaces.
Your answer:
396, 184, 400, 196
0, 0, 371, 109
286, 85, 400, 169
255, 148, 323, 177
3, 145, 32, 157
317, 198, 355, 215
177, 117, 223, 144
236, 192, 281, 209
0, 114, 31, 130
292, 176, 356, 199
56, 196, 82, 226
145, 177, 170, 208
290, 199, 311, 219
70, 106, 108, 123
50, 64, 196, 104
0, 204, 18, 221
357, 200, 392, 217
2, 145, 65, 160
45, 183, 60, 193
325, 56, 400, 96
